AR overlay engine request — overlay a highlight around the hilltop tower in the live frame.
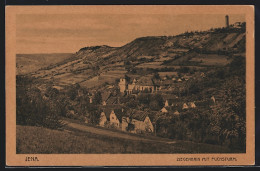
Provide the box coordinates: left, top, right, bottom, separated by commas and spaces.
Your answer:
225, 15, 229, 28
119, 78, 126, 93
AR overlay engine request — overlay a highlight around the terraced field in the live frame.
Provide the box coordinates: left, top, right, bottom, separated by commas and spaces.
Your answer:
189, 54, 231, 66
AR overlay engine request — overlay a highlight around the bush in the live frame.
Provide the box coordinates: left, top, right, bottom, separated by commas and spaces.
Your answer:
203, 136, 219, 145
16, 76, 63, 130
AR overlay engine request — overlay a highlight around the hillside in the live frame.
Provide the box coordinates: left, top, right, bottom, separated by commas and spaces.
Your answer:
17, 125, 235, 154
26, 26, 245, 90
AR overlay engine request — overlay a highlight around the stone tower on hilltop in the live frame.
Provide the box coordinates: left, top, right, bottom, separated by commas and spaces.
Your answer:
225, 15, 229, 28
119, 78, 126, 93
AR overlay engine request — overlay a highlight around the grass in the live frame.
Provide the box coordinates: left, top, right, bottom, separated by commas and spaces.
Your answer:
16, 125, 239, 154
189, 54, 230, 66
79, 69, 126, 88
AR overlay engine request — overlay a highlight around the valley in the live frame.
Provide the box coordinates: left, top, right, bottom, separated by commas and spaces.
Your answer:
16, 23, 247, 153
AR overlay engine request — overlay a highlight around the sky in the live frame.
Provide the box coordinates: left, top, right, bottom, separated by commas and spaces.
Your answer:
16, 13, 245, 54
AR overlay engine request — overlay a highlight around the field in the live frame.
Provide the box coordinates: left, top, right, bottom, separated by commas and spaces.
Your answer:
16, 53, 73, 75
16, 125, 236, 154
80, 69, 126, 88
189, 54, 231, 66
136, 62, 164, 69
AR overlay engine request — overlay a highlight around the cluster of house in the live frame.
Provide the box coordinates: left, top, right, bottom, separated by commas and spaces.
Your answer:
119, 77, 155, 94
160, 99, 197, 115
84, 94, 217, 134
159, 95, 217, 116
118, 72, 205, 95
97, 108, 154, 134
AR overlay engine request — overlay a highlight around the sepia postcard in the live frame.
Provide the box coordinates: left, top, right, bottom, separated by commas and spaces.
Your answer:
6, 5, 255, 166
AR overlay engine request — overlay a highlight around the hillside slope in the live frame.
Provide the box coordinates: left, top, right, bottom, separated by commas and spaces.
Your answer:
17, 125, 234, 153
27, 26, 245, 90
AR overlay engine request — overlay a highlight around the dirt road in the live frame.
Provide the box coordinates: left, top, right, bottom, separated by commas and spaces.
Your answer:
62, 120, 176, 144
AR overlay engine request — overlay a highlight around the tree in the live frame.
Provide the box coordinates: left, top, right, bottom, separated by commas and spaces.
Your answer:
86, 104, 101, 125
212, 76, 246, 150
149, 101, 161, 111
149, 94, 164, 111
138, 94, 151, 106
16, 84, 63, 129
67, 86, 77, 100
153, 72, 160, 80
93, 91, 102, 105
126, 99, 138, 108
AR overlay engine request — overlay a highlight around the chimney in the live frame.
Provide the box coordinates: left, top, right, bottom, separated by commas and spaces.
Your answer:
225, 15, 229, 28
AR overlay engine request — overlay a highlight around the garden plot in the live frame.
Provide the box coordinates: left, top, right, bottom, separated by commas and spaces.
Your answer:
158, 72, 178, 77
189, 54, 230, 66
80, 76, 101, 88
54, 73, 89, 86
99, 70, 127, 82
155, 57, 174, 62
79, 69, 127, 88
223, 33, 238, 43
228, 33, 245, 48
136, 62, 164, 69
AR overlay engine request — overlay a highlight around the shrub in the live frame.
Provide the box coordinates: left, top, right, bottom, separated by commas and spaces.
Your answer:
16, 76, 63, 129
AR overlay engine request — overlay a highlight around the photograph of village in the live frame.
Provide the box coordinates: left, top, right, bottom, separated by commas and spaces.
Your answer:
16, 11, 246, 154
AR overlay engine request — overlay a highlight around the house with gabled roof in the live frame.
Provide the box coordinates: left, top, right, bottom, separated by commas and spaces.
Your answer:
164, 100, 169, 107
122, 109, 154, 133
101, 91, 111, 106
160, 107, 169, 113
135, 76, 155, 93
174, 110, 180, 115
183, 103, 189, 109
109, 110, 121, 128
124, 76, 157, 94
163, 98, 176, 107
189, 102, 196, 108
99, 108, 112, 127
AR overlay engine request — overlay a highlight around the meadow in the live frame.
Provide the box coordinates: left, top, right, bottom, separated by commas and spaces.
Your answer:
189, 54, 230, 66
17, 125, 236, 154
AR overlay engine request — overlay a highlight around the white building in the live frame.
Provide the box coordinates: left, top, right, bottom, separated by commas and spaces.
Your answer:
182, 103, 189, 109
122, 110, 154, 133
189, 102, 196, 108
110, 110, 120, 127
211, 96, 216, 103
160, 107, 168, 113
119, 78, 126, 93
164, 100, 169, 107
174, 110, 180, 115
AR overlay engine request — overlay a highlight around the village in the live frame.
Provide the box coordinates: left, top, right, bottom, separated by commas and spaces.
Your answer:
84, 70, 216, 135
15, 13, 247, 154
77, 18, 245, 136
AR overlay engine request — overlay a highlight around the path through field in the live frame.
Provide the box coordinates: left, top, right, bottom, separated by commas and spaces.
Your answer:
62, 120, 176, 144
